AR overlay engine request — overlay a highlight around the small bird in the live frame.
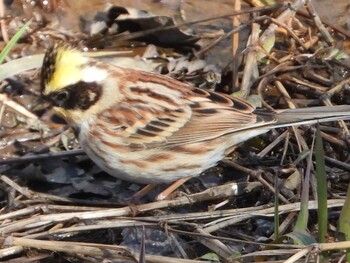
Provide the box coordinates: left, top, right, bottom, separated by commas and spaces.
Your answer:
41, 44, 350, 184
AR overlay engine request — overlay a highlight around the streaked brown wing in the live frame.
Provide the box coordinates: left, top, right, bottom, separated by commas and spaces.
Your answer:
99, 86, 276, 148
163, 88, 275, 146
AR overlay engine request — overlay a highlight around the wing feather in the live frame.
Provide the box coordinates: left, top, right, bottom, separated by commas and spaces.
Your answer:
98, 83, 275, 148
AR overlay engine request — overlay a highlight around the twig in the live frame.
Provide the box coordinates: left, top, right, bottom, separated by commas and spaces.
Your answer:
0, 246, 23, 259
324, 156, 350, 172
2, 237, 206, 263
222, 159, 290, 204
0, 94, 38, 121
0, 175, 32, 199
274, 80, 297, 109
309, 126, 348, 148
0, 0, 8, 43
258, 0, 307, 59
196, 226, 237, 259
306, 0, 333, 45
195, 22, 250, 58
257, 130, 289, 158
296, 9, 350, 38
239, 22, 260, 99
231, 0, 241, 88
0, 149, 85, 165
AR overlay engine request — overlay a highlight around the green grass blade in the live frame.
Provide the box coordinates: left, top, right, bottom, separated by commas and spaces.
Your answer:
339, 180, 350, 261
0, 19, 32, 64
315, 124, 328, 243
294, 133, 316, 231
274, 172, 279, 240
294, 170, 310, 231
284, 230, 317, 245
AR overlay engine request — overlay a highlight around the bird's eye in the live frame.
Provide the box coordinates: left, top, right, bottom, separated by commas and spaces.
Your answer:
52, 90, 70, 107
55, 90, 69, 102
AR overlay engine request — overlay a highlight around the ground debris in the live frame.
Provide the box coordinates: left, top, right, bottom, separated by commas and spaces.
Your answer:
0, 1, 350, 262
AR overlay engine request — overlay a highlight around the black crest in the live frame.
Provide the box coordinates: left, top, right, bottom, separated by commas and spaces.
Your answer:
40, 44, 58, 92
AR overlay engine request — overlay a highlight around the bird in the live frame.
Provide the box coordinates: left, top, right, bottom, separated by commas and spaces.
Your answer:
40, 43, 350, 184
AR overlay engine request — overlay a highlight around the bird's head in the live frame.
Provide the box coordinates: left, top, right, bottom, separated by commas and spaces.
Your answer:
40, 43, 108, 123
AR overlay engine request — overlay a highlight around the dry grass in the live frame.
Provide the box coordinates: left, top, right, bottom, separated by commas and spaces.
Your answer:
0, 0, 350, 262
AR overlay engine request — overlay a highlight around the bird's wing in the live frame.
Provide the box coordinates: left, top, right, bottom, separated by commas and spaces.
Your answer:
163, 88, 275, 146
98, 84, 276, 148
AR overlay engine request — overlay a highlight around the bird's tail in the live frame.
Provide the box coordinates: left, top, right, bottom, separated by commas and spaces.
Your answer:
271, 105, 350, 128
